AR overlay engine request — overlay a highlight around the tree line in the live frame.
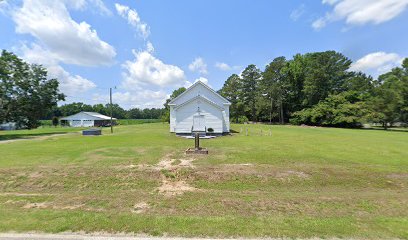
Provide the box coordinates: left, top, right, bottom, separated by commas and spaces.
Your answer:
2, 49, 408, 129
44, 102, 164, 120
218, 51, 408, 128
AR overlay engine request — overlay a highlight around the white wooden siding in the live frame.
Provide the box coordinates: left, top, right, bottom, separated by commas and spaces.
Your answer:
169, 81, 230, 134
174, 100, 224, 133
170, 106, 176, 132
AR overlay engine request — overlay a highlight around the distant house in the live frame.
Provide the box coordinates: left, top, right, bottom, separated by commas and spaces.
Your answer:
0, 122, 16, 131
60, 112, 116, 127
168, 80, 231, 135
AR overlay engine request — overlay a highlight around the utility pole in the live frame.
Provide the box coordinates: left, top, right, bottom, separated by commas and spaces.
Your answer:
110, 87, 113, 133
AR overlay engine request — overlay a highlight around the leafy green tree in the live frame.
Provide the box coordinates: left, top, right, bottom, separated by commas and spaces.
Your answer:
218, 74, 244, 122
280, 54, 306, 114
291, 91, 369, 128
105, 103, 127, 119
0, 50, 65, 129
367, 66, 406, 128
260, 57, 287, 123
398, 58, 408, 124
58, 102, 93, 116
240, 64, 261, 121
127, 108, 143, 119
301, 51, 353, 107
93, 104, 107, 116
343, 72, 374, 94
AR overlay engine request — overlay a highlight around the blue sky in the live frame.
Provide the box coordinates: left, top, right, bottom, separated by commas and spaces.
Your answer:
1, 0, 408, 108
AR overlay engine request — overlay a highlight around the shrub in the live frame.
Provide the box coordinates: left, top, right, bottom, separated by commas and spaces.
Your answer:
207, 127, 214, 132
52, 116, 59, 127
237, 116, 249, 124
290, 91, 369, 128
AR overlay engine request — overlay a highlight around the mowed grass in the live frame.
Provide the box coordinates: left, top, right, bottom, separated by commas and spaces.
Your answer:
0, 123, 407, 239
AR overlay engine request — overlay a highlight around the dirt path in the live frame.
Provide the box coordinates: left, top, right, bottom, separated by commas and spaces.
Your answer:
0, 133, 75, 144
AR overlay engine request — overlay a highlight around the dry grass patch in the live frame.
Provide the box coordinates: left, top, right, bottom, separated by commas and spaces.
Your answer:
0, 124, 407, 238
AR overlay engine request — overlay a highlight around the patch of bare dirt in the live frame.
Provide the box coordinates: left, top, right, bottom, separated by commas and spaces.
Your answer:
158, 179, 197, 197
22, 202, 49, 209
19, 201, 92, 211
154, 156, 176, 171
4, 199, 25, 205
132, 201, 150, 213
387, 173, 408, 179
215, 163, 257, 174
0, 192, 52, 197
178, 158, 195, 168
276, 170, 310, 180
154, 154, 197, 197
50, 204, 86, 210
114, 164, 139, 170
195, 164, 311, 183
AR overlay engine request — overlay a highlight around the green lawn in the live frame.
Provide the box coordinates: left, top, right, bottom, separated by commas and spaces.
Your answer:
0, 123, 407, 239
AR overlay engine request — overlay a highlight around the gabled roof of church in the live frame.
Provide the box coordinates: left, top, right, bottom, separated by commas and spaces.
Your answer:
173, 95, 225, 111
169, 80, 231, 105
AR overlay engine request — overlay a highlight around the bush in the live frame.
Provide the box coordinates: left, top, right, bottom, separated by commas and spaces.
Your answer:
237, 116, 249, 124
52, 116, 59, 127
207, 127, 214, 132
290, 92, 368, 128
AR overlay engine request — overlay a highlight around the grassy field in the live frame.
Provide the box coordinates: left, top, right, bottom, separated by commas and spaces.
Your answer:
0, 123, 407, 239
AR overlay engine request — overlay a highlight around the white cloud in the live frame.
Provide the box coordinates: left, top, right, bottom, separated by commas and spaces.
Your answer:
188, 57, 208, 74
49, 65, 97, 95
215, 62, 241, 71
88, 0, 112, 15
350, 51, 404, 77
115, 3, 150, 39
322, 0, 341, 4
290, 4, 306, 21
184, 77, 211, 89
121, 49, 186, 90
91, 90, 168, 109
0, 0, 9, 14
215, 62, 232, 71
114, 90, 168, 109
146, 41, 154, 53
312, 17, 328, 30
12, 0, 116, 66
313, 0, 408, 30
194, 77, 209, 86
65, 0, 112, 15
20, 43, 96, 95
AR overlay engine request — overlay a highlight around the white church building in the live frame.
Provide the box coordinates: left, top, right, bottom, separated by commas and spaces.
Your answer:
168, 81, 231, 135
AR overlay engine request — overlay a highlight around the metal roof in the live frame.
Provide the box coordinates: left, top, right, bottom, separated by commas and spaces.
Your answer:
60, 111, 117, 120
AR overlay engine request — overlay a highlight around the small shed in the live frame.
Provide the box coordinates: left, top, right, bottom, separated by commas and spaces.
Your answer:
60, 112, 116, 127
168, 80, 231, 135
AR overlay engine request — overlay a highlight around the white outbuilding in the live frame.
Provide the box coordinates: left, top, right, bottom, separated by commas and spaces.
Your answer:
168, 80, 231, 135
60, 112, 116, 127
